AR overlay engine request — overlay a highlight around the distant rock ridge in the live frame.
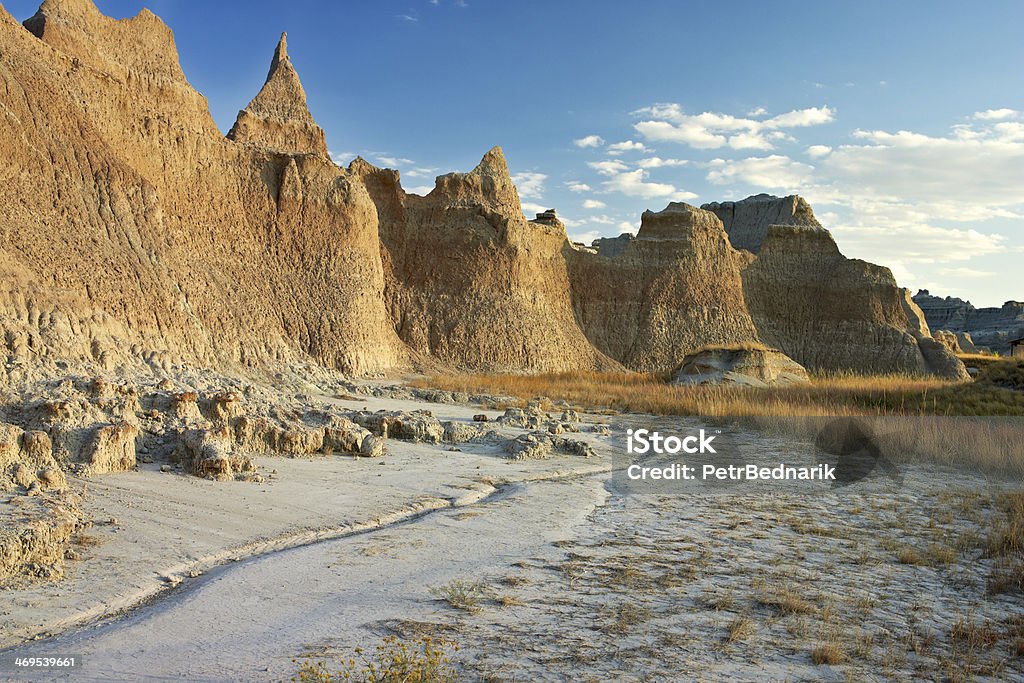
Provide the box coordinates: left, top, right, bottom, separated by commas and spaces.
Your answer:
566, 203, 760, 371
913, 290, 1024, 354
227, 32, 328, 156
703, 193, 824, 253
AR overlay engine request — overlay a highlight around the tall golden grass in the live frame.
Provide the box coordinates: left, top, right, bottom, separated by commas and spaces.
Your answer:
411, 360, 1024, 474
412, 371, 957, 418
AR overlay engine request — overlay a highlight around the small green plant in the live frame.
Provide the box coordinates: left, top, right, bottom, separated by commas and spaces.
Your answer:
428, 579, 488, 614
293, 635, 458, 683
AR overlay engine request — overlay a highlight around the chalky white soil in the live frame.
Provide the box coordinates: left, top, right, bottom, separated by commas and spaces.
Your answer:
2, 390, 1022, 682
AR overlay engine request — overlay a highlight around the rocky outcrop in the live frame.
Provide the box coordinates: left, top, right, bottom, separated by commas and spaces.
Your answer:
0, 0, 973, 384
933, 330, 962, 354
740, 224, 968, 379
227, 33, 328, 157
671, 346, 810, 387
913, 291, 1024, 355
2, 2, 407, 378
703, 194, 824, 253
359, 149, 615, 373
566, 203, 760, 371
1, 423, 65, 492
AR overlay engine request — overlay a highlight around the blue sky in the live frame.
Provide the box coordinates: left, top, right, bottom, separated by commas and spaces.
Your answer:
9, 0, 1024, 306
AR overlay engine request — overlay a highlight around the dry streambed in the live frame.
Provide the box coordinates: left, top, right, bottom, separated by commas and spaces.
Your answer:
1, 388, 1022, 682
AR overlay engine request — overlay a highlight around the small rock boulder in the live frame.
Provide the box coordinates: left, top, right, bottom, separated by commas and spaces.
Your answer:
671, 346, 810, 388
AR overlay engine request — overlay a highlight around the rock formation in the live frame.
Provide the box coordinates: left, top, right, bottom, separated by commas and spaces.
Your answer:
3, 0, 407, 379
357, 150, 615, 372
738, 223, 967, 379
0, 0, 970, 388
565, 203, 760, 371
227, 33, 328, 157
671, 346, 810, 387
703, 194, 823, 253
913, 291, 1024, 355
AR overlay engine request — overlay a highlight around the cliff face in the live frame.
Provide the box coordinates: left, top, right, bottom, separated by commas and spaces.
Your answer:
0, 1, 970, 382
703, 194, 823, 253
359, 150, 615, 372
2, 0, 406, 379
913, 291, 1024, 354
566, 203, 759, 371
740, 225, 967, 378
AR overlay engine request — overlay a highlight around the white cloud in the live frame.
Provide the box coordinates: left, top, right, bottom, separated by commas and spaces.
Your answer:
618, 221, 639, 235
330, 150, 357, 165
587, 159, 630, 176
566, 181, 591, 192
582, 199, 606, 209
607, 140, 648, 155
634, 119, 727, 149
636, 157, 688, 168
511, 172, 547, 199
521, 201, 548, 215
586, 214, 617, 225
937, 266, 996, 278
706, 155, 815, 189
602, 168, 697, 200
806, 144, 832, 158
829, 223, 1006, 265
376, 155, 415, 167
729, 132, 774, 150
405, 185, 434, 196
768, 107, 835, 128
822, 122, 1024, 214
747, 107, 767, 117
574, 135, 605, 148
405, 166, 438, 178
633, 104, 835, 151
569, 230, 602, 245
973, 108, 1019, 121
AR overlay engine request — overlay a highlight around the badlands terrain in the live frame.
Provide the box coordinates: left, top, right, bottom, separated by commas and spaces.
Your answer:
0, 0, 1023, 681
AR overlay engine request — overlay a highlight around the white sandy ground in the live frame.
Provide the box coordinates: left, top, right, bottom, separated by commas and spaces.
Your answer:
0, 393, 616, 658
1, 392, 1023, 681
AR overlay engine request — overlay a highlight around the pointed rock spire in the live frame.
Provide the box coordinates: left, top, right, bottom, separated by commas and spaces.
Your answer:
227, 32, 328, 157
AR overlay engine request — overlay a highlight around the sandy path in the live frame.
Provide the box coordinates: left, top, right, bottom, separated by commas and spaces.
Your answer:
0, 392, 617, 650
7, 473, 609, 682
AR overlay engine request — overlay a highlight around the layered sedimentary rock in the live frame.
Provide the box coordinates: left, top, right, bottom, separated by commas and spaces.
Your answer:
355, 149, 615, 372
2, 0, 406, 379
703, 194, 823, 253
671, 347, 810, 387
739, 224, 967, 378
227, 33, 328, 157
0, 0, 972, 388
913, 291, 1024, 354
566, 203, 760, 371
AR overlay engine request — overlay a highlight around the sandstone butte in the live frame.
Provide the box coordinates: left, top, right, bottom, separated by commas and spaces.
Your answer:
0, 0, 968, 386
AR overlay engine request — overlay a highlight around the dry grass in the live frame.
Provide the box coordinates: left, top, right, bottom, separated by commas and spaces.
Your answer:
414, 370, 954, 418
428, 580, 488, 615
726, 615, 757, 643
412, 359, 1024, 473
810, 643, 848, 665
757, 587, 816, 616
985, 492, 1024, 594
414, 359, 1024, 418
